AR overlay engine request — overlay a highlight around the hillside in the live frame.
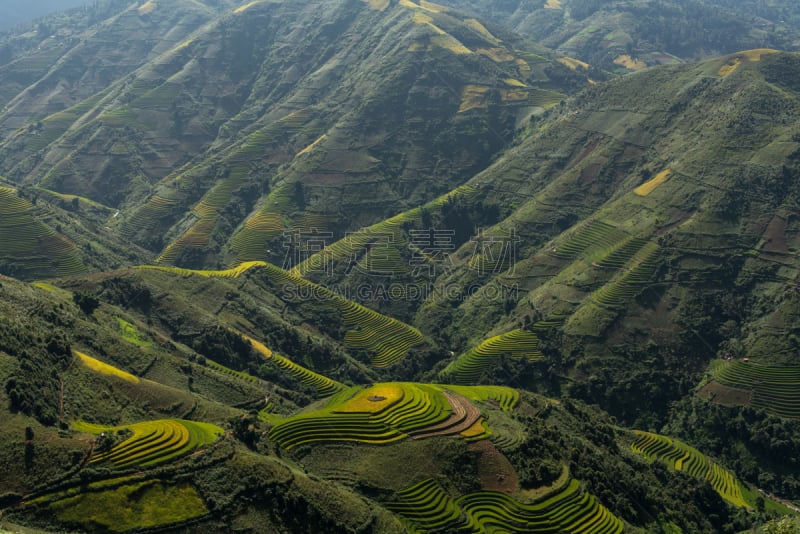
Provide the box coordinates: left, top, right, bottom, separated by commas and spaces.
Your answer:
433, 0, 800, 73
0, 0, 586, 275
0, 269, 774, 533
1, 1, 800, 532
277, 48, 800, 506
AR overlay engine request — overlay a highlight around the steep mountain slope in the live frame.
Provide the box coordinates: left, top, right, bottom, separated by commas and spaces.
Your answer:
431, 49, 800, 411
434, 0, 800, 72
0, 0, 238, 134
286, 48, 800, 502
0, 0, 587, 275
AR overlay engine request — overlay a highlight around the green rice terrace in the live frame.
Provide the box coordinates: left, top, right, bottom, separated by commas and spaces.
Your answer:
240, 331, 347, 398
386, 476, 624, 533
631, 430, 749, 508
706, 360, 800, 418
439, 329, 543, 385
137, 261, 425, 368
267, 382, 516, 450
73, 419, 224, 469
0, 185, 85, 279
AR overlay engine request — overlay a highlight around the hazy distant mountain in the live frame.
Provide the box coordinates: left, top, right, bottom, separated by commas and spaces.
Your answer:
435, 0, 800, 72
0, 0, 92, 31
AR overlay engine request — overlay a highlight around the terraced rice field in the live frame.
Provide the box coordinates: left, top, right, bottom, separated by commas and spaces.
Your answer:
34, 188, 114, 212
430, 34, 472, 55
459, 85, 490, 113
593, 237, 649, 269
269, 383, 447, 449
290, 213, 335, 232
437, 384, 519, 411
121, 194, 179, 238
526, 87, 565, 109
591, 242, 660, 309
0, 186, 85, 278
458, 417, 490, 441
634, 169, 671, 196
290, 183, 477, 276
137, 262, 424, 368
131, 82, 180, 110
710, 360, 800, 418
338, 298, 424, 367
233, 0, 260, 13
387, 477, 623, 533
439, 329, 543, 385
268, 383, 515, 450
264, 264, 425, 367
135, 260, 267, 279
239, 332, 345, 397
205, 358, 261, 384
117, 318, 152, 348
613, 54, 646, 70
558, 56, 590, 70
74, 419, 223, 469
156, 111, 311, 263
550, 220, 629, 260
228, 185, 294, 262
408, 391, 482, 439
385, 478, 467, 531
98, 107, 147, 129
75, 351, 139, 384
631, 430, 748, 508
718, 49, 778, 76
465, 19, 500, 45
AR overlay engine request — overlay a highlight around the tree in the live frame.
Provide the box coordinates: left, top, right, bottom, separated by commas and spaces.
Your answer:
73, 292, 100, 315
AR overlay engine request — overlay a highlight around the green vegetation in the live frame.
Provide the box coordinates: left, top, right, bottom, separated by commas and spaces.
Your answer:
631, 430, 748, 508
75, 419, 223, 469
440, 329, 543, 384
268, 382, 514, 450
116, 318, 152, 348
709, 360, 800, 418
387, 477, 623, 533
241, 332, 346, 397
138, 261, 425, 368
289, 184, 478, 276
261, 263, 425, 367
0, 186, 85, 279
49, 480, 208, 532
